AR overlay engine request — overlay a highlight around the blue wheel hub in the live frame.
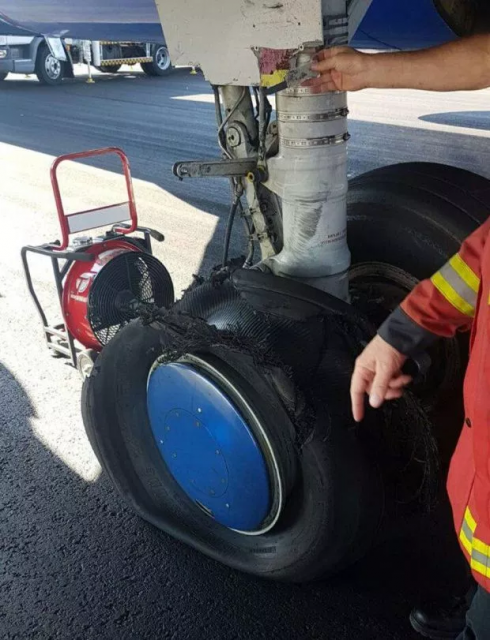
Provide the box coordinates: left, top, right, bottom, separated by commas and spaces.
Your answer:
147, 357, 279, 533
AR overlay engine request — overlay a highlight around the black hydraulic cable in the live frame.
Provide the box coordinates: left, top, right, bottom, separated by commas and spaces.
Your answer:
222, 194, 241, 267
240, 200, 255, 267
258, 87, 267, 164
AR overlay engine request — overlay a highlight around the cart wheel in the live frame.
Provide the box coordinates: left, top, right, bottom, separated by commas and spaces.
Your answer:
77, 349, 98, 380
141, 44, 172, 77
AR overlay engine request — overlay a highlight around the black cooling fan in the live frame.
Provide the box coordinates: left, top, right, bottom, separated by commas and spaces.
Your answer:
88, 251, 174, 346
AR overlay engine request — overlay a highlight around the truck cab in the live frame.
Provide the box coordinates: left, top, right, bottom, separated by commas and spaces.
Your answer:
0, 34, 43, 79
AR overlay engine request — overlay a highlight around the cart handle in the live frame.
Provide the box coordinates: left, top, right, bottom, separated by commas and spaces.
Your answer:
50, 147, 138, 251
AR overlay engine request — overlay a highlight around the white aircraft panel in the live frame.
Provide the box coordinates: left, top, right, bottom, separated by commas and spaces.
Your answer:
155, 0, 324, 85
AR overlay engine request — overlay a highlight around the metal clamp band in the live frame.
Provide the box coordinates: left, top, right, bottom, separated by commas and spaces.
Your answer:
278, 108, 349, 123
282, 132, 350, 148
281, 86, 344, 97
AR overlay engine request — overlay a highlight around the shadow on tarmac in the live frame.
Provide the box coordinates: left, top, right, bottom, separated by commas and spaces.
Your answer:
420, 111, 490, 131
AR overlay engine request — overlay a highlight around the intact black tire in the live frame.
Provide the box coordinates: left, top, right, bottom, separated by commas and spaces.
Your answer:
141, 44, 172, 77
35, 45, 64, 85
347, 162, 490, 453
97, 65, 122, 74
348, 161, 490, 334
348, 162, 490, 270
0, 73, 7, 82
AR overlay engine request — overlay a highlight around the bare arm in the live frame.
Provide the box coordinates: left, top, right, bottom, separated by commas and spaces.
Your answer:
308, 35, 490, 93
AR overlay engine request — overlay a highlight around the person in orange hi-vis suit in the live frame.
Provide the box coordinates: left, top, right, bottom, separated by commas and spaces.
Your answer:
308, 36, 490, 640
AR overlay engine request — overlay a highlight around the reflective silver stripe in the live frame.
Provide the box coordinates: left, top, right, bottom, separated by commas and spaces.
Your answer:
472, 549, 490, 568
461, 518, 474, 544
459, 508, 490, 579
437, 261, 478, 309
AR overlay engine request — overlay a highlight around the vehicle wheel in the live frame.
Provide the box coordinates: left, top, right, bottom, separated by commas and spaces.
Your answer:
141, 44, 172, 77
97, 65, 122, 74
35, 45, 64, 85
347, 162, 490, 453
0, 73, 7, 82
83, 275, 383, 583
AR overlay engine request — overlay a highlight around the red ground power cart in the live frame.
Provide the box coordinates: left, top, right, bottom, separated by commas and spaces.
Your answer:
21, 147, 174, 377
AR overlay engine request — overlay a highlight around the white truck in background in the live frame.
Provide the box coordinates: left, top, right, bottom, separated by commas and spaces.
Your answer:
0, 35, 172, 85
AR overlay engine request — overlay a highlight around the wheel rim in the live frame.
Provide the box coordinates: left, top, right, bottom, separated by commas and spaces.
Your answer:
147, 354, 284, 535
45, 54, 61, 80
155, 46, 170, 71
350, 261, 461, 406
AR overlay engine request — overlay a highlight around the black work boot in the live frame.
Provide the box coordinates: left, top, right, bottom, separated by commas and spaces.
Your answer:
409, 584, 476, 639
